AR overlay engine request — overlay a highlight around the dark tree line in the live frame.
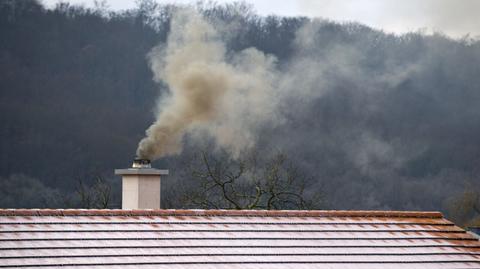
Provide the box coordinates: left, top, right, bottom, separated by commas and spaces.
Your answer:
1, 0, 480, 221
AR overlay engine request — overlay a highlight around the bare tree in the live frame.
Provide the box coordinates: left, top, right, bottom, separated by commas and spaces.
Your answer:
75, 174, 111, 209
182, 150, 324, 210
75, 178, 93, 209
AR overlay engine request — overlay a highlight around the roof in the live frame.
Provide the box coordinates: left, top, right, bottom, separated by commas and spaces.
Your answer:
0, 209, 479, 268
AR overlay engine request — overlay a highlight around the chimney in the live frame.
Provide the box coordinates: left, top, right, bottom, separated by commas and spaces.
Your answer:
115, 158, 168, 209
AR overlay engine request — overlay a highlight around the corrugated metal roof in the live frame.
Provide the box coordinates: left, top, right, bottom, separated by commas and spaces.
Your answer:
0, 209, 479, 268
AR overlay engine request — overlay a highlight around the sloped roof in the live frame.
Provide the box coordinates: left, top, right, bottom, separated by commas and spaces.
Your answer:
0, 209, 479, 268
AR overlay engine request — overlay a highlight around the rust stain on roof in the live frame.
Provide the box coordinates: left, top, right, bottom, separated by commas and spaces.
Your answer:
0, 209, 478, 268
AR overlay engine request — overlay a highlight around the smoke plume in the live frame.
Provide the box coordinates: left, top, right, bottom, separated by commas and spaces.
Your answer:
137, 10, 279, 160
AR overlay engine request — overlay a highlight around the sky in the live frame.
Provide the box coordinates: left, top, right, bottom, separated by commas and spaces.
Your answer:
41, 0, 480, 39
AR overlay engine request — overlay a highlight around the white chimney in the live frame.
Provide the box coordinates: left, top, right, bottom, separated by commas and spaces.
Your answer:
115, 159, 168, 209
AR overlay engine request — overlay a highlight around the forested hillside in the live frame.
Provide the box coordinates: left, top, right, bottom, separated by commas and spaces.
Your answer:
1, 0, 480, 219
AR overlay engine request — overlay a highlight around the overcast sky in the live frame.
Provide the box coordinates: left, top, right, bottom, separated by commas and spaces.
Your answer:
41, 0, 480, 39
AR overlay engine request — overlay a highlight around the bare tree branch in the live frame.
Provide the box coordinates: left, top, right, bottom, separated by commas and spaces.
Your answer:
183, 150, 324, 210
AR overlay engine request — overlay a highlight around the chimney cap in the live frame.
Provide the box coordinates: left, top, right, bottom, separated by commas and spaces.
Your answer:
115, 168, 168, 175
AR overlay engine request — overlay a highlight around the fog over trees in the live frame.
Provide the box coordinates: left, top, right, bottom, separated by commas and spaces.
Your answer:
1, 0, 480, 222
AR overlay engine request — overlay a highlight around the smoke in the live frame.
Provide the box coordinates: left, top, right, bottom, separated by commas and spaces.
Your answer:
137, 10, 425, 163
137, 9, 280, 160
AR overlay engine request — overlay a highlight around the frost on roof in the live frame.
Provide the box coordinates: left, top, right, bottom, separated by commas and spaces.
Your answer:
0, 209, 479, 268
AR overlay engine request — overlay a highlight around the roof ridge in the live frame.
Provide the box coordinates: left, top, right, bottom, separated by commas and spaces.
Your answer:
0, 209, 443, 218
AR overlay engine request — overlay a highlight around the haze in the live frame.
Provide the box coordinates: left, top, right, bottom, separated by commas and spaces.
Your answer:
42, 0, 480, 38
